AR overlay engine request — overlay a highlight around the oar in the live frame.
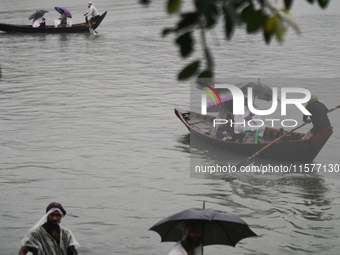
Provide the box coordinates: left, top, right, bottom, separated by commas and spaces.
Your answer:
86, 17, 97, 35
236, 104, 340, 169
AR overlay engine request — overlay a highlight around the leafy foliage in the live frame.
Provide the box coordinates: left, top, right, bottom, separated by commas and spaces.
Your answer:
178, 60, 200, 80
140, 0, 330, 80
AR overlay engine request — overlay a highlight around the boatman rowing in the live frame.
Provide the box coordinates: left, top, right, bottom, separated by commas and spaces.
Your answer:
84, 1, 100, 23
301, 94, 339, 140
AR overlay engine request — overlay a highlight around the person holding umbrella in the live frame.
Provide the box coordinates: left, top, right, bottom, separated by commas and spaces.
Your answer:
32, 17, 46, 27
58, 9, 67, 28
150, 207, 257, 255
29, 10, 48, 28
168, 221, 202, 255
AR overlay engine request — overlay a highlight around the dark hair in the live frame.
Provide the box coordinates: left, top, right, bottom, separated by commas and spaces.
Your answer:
46, 202, 66, 216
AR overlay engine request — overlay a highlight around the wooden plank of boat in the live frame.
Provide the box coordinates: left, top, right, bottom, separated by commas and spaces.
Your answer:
174, 108, 333, 162
0, 11, 107, 33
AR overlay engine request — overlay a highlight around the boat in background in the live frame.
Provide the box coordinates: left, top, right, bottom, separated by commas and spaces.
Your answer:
175, 108, 333, 162
0, 11, 107, 33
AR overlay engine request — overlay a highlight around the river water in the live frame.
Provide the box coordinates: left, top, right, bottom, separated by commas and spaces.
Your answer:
1, 0, 340, 254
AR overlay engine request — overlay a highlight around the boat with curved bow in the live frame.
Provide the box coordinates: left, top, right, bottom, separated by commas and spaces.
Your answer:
0, 11, 107, 33
175, 108, 333, 162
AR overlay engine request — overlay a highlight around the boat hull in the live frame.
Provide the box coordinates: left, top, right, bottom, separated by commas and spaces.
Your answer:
175, 108, 333, 162
0, 12, 107, 33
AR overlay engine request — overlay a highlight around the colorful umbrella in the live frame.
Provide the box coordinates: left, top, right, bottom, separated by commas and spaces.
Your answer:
54, 6, 72, 18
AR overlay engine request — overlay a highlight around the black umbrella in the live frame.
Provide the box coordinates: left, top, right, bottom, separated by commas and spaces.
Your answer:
28, 10, 49, 20
150, 208, 257, 248
235, 81, 274, 102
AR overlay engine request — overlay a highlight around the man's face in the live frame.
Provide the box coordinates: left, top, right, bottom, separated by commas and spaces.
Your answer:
47, 210, 62, 224
185, 226, 201, 248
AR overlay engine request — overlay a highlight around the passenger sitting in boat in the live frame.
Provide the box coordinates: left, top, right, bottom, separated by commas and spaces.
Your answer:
58, 9, 67, 28
233, 96, 266, 143
32, 17, 46, 28
301, 94, 338, 140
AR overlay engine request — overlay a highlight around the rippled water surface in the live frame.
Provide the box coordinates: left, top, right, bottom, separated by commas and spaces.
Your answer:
1, 1, 340, 254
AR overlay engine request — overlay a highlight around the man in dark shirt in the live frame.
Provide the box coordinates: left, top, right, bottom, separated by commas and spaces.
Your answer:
302, 94, 333, 140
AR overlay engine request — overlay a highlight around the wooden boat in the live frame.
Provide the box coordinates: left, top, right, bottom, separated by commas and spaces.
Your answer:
0, 12, 107, 33
175, 108, 333, 162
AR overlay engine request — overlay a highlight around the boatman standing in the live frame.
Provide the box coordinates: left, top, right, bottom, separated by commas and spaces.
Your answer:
84, 1, 100, 23
302, 94, 339, 140
18, 202, 79, 255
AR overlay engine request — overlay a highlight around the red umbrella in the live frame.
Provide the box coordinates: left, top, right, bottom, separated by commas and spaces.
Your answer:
54, 6, 72, 18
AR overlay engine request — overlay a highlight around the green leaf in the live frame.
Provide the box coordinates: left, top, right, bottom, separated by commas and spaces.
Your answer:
305, 0, 315, 4
198, 69, 213, 79
264, 15, 279, 34
274, 18, 286, 43
176, 12, 199, 31
175, 32, 194, 58
167, 0, 181, 14
264, 14, 286, 43
241, 4, 254, 23
246, 10, 264, 33
241, 4, 265, 34
178, 60, 200, 80
263, 31, 273, 45
317, 0, 329, 8
284, 0, 293, 10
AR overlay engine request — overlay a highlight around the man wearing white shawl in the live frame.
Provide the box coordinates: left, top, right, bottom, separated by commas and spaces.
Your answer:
18, 202, 79, 255
168, 221, 202, 255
